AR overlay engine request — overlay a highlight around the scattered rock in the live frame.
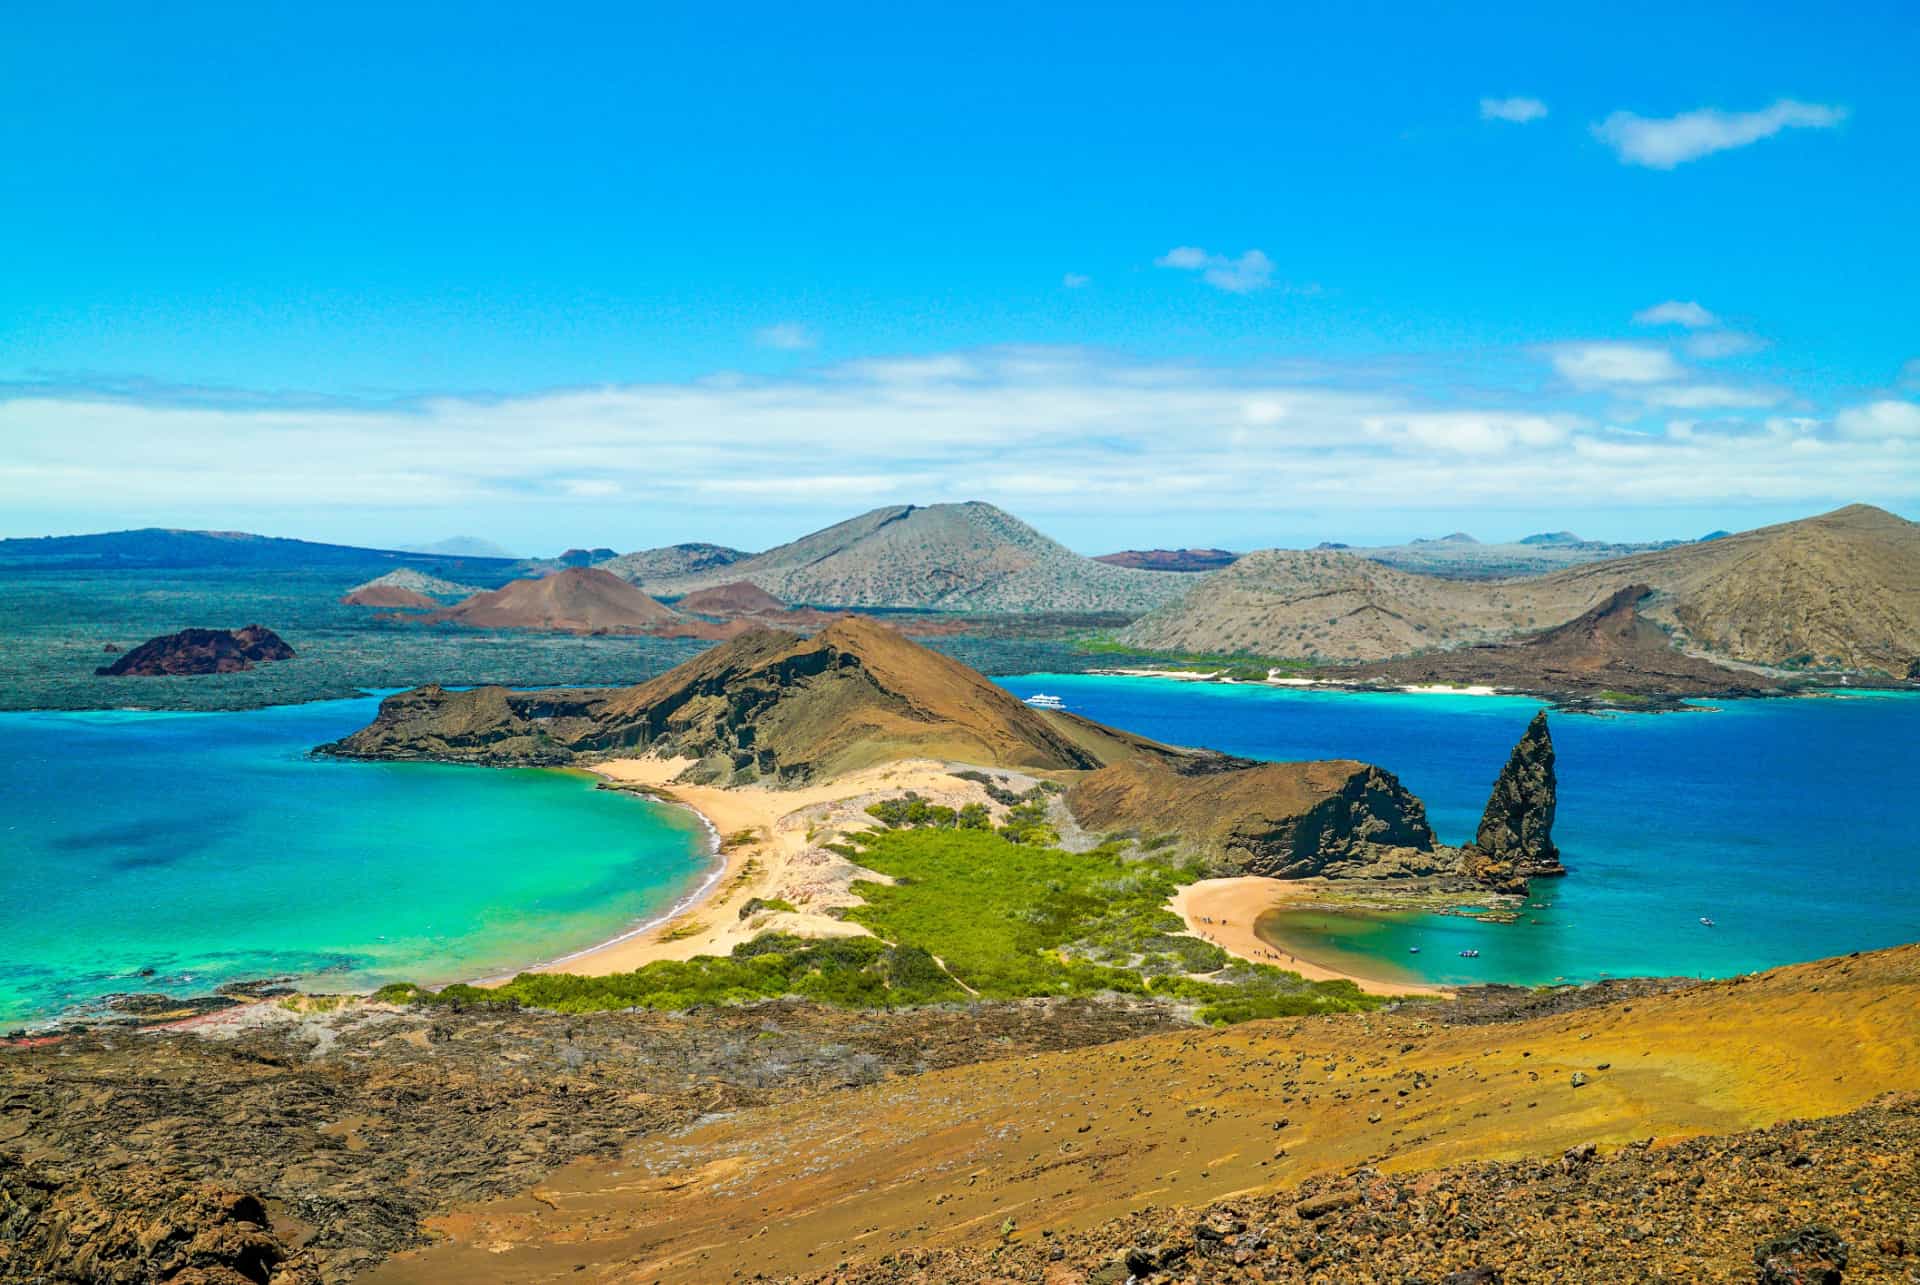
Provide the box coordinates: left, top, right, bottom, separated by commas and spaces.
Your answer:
1755, 1226, 1848, 1284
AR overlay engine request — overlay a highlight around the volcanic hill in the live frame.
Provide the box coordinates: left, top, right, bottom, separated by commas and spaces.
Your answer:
1093, 547, 1241, 572
674, 580, 787, 615
628, 501, 1202, 613
341, 566, 486, 608
1123, 503, 1920, 675
95, 625, 295, 677
324, 616, 1148, 780
429, 567, 681, 634
1321, 584, 1778, 699
595, 541, 749, 586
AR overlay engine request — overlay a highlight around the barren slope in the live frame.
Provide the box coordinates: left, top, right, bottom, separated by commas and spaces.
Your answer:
369, 943, 1920, 1284
323, 617, 1127, 781
1322, 584, 1779, 697
430, 567, 681, 633
638, 501, 1201, 613
593, 541, 747, 586
1123, 504, 1920, 673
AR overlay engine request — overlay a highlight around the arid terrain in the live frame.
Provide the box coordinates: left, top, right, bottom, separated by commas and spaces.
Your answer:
621, 502, 1199, 614
1123, 504, 1920, 675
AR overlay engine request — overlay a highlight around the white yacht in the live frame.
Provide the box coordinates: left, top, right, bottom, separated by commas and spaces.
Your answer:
1022, 693, 1066, 709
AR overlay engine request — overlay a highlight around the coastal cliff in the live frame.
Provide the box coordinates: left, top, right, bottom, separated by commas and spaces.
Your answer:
1069, 712, 1563, 895
1068, 756, 1448, 880
95, 625, 294, 677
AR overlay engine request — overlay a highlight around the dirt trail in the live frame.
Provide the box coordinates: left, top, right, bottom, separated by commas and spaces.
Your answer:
369, 944, 1920, 1283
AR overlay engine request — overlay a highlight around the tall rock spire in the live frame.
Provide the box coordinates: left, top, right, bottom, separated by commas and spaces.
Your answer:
1460, 710, 1565, 893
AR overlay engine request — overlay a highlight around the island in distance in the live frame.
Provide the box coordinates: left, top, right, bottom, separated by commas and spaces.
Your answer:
95, 624, 295, 677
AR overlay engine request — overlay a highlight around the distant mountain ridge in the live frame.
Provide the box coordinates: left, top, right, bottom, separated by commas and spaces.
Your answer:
0, 528, 518, 575
629, 502, 1200, 614
1122, 505, 1920, 675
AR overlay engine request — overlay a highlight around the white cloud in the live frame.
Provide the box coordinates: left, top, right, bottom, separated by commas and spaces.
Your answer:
1364, 412, 1573, 454
754, 322, 818, 351
1685, 331, 1763, 359
6, 339, 1915, 540
1592, 99, 1847, 169
1639, 384, 1780, 410
1634, 300, 1718, 328
1062, 273, 1091, 289
1549, 343, 1688, 386
1835, 400, 1920, 438
1480, 96, 1548, 124
1155, 246, 1275, 293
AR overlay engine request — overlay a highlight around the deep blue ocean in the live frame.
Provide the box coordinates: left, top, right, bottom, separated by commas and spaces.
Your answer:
0, 697, 711, 1028
4, 679, 1916, 1023
1000, 675, 1920, 987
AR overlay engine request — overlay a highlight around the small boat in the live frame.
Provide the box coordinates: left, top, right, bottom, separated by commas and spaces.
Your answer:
1023, 693, 1066, 709
1458, 949, 1480, 959
1699, 916, 1716, 927
1408, 946, 1421, 954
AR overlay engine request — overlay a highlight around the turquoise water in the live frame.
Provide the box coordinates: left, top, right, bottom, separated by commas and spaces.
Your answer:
997, 675, 1920, 987
0, 697, 711, 1027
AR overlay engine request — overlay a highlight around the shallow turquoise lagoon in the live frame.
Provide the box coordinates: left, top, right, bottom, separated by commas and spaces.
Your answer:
996, 675, 1920, 987
0, 697, 711, 1027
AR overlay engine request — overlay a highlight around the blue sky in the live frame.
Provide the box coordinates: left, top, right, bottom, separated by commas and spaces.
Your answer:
3, 2, 1916, 554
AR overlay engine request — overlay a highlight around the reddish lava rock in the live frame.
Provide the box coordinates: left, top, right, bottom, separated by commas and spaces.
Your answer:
95, 625, 296, 676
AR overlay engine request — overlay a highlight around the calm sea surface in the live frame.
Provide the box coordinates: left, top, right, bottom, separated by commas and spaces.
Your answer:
0, 696, 711, 1027
6, 679, 1916, 1022
998, 674, 1920, 987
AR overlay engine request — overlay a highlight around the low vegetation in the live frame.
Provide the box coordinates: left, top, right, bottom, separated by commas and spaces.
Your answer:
1071, 632, 1315, 680
380, 814, 1384, 1025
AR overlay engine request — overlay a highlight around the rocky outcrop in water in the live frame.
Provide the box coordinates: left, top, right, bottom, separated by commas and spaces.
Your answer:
95, 625, 295, 677
1459, 710, 1563, 893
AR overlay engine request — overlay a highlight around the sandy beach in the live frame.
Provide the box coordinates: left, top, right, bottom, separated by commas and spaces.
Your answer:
532, 757, 1004, 975
1169, 875, 1451, 996
528, 757, 1448, 999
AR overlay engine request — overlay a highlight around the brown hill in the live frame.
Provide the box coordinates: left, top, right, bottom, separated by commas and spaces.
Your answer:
1093, 547, 1241, 572
1122, 504, 1920, 675
95, 625, 294, 677
342, 584, 439, 609
323, 617, 1131, 782
675, 580, 786, 615
430, 567, 680, 633
1323, 584, 1777, 697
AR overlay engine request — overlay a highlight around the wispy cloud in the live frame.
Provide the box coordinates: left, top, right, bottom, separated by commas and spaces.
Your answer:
1549, 343, 1688, 386
1155, 246, 1275, 293
1685, 331, 1764, 360
754, 322, 818, 351
1633, 300, 1718, 328
4, 345, 1911, 533
1835, 400, 1920, 438
1592, 99, 1848, 169
1480, 96, 1547, 124
1062, 273, 1091, 289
